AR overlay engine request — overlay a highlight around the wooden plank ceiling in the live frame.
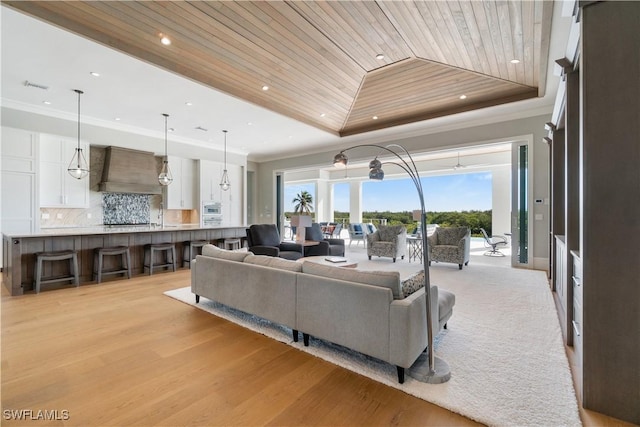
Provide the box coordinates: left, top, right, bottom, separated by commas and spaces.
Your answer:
5, 1, 552, 137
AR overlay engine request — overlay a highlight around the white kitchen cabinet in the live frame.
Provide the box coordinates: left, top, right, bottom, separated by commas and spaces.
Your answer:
164, 156, 196, 209
198, 160, 243, 225
39, 134, 90, 208
222, 164, 243, 226
199, 159, 219, 204
1, 127, 39, 268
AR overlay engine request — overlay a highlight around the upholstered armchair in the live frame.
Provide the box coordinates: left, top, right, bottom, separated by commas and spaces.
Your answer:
246, 224, 304, 260
305, 223, 345, 257
366, 225, 407, 262
427, 226, 471, 269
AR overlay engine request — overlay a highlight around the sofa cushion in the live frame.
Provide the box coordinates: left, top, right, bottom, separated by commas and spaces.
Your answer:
201, 244, 250, 262
302, 262, 402, 299
401, 270, 426, 298
244, 254, 303, 272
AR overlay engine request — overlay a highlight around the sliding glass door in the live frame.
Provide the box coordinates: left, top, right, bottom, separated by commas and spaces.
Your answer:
511, 141, 533, 267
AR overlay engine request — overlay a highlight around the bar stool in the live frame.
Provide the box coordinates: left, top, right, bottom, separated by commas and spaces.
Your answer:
33, 250, 79, 293
94, 246, 132, 283
224, 238, 241, 250
183, 240, 208, 268
143, 243, 176, 275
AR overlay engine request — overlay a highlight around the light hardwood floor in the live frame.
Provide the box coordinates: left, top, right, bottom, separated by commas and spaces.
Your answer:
1, 270, 479, 426
1, 270, 634, 426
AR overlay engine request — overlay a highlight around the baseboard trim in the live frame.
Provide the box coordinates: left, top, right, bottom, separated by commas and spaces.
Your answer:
533, 257, 549, 272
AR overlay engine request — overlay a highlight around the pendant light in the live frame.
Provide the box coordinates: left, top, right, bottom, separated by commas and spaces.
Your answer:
219, 130, 230, 191
67, 89, 90, 180
158, 113, 173, 186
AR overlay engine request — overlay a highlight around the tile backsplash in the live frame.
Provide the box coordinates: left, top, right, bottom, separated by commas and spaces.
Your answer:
103, 193, 150, 225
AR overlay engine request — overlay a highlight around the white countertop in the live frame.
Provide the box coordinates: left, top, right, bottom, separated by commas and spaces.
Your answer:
2, 224, 246, 238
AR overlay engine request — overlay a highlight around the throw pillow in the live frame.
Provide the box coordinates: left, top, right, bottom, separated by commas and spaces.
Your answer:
243, 254, 303, 272
201, 244, 250, 262
301, 262, 402, 299
401, 270, 426, 298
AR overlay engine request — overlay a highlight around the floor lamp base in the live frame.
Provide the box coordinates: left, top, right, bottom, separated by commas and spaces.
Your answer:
408, 355, 451, 384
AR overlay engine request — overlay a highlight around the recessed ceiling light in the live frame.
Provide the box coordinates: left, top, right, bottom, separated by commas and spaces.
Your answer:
372, 116, 378, 120
42, 100, 51, 105
376, 54, 384, 60
160, 35, 171, 45
510, 59, 520, 64
247, 122, 252, 126
185, 101, 193, 106
90, 71, 100, 77
320, 113, 326, 117
114, 117, 121, 121
262, 85, 269, 91
459, 94, 467, 100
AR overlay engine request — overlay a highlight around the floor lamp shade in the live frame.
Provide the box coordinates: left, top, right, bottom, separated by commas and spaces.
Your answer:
290, 215, 312, 242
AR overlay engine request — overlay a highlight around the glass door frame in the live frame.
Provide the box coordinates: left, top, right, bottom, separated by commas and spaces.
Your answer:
511, 137, 534, 268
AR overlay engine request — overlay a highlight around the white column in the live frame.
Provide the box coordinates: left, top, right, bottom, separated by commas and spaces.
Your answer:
492, 166, 511, 237
349, 181, 363, 223
315, 178, 331, 222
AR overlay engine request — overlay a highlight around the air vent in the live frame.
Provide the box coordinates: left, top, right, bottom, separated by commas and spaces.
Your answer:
195, 126, 208, 132
24, 80, 49, 90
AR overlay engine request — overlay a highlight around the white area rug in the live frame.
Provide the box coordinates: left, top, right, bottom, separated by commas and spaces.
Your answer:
165, 262, 581, 427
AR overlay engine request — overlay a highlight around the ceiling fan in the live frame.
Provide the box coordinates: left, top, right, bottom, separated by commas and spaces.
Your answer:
452, 152, 467, 170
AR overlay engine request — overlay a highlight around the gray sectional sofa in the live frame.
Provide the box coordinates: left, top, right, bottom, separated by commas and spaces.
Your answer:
190, 244, 455, 383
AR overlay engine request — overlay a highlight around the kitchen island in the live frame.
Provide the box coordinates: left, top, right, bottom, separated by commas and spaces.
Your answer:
2, 225, 247, 296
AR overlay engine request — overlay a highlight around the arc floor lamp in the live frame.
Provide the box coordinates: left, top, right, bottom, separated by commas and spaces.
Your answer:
333, 143, 451, 384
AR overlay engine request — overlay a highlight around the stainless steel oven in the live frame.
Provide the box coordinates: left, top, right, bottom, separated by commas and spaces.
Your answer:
203, 201, 222, 215
202, 201, 222, 227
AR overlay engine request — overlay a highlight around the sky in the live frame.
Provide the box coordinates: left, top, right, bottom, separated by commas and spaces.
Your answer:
285, 172, 493, 213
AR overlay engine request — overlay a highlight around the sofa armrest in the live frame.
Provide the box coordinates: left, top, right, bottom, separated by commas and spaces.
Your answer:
190, 258, 197, 290
250, 246, 280, 257
389, 286, 439, 368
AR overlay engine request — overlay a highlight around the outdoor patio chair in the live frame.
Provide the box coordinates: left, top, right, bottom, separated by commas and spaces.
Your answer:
480, 228, 508, 257
331, 223, 343, 239
347, 223, 367, 247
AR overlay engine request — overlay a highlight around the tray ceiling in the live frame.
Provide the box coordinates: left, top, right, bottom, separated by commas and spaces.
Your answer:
4, 0, 552, 137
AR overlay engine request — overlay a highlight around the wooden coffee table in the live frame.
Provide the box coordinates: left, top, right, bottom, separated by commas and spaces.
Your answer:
299, 256, 358, 268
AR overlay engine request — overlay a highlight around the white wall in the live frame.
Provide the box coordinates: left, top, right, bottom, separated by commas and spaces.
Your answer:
491, 165, 511, 237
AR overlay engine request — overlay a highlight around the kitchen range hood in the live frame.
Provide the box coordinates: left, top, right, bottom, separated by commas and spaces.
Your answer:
99, 146, 162, 194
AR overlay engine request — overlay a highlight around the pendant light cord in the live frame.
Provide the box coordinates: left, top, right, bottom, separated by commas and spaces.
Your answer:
223, 130, 228, 168
163, 113, 169, 159
75, 89, 83, 166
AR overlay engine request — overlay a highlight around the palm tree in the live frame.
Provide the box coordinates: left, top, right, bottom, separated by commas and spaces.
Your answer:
292, 191, 313, 214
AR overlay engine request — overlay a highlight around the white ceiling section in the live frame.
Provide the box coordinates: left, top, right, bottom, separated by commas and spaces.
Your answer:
1, 2, 572, 163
